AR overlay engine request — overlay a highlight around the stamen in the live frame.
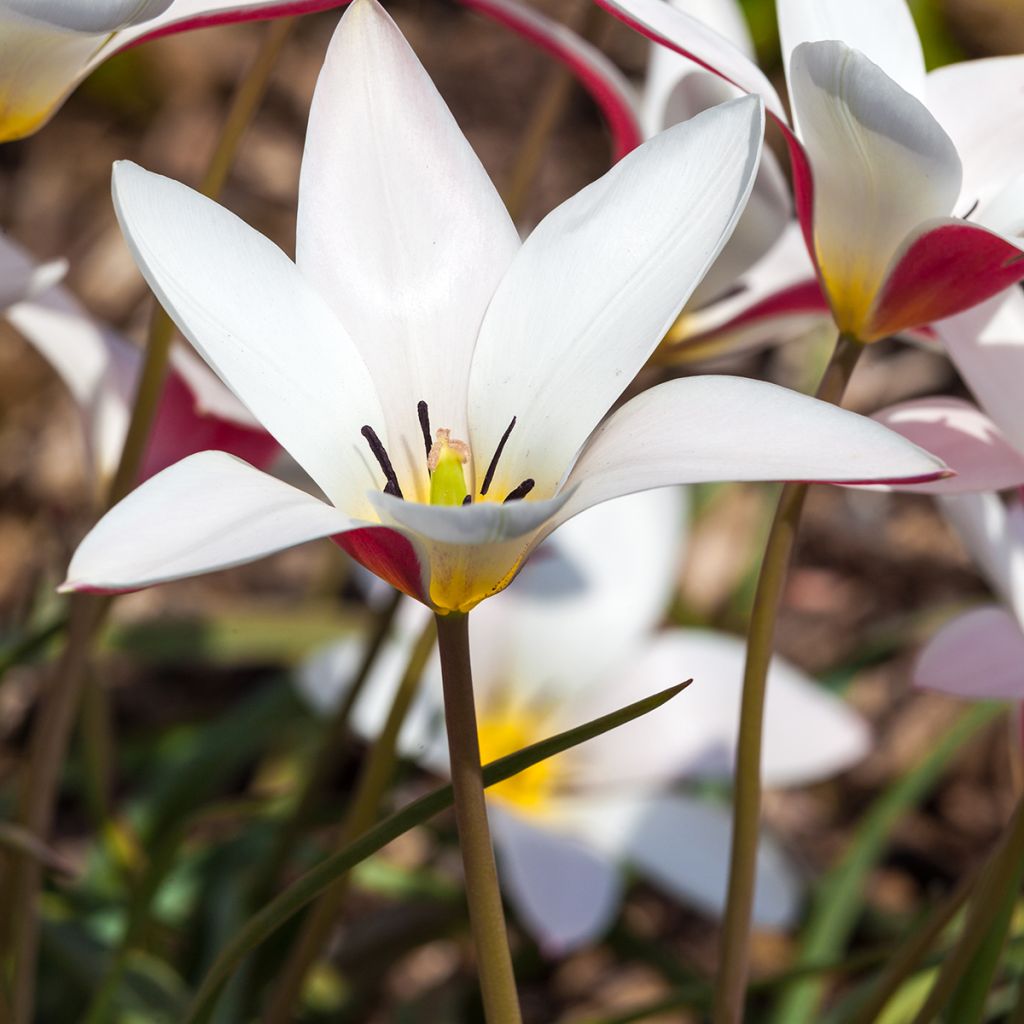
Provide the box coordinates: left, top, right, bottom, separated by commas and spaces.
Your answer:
462, 494, 472, 506
961, 199, 980, 220
504, 479, 535, 503
360, 425, 403, 498
480, 415, 517, 497
417, 401, 432, 460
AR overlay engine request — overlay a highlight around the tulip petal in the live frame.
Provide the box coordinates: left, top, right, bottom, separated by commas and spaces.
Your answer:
777, 0, 925, 105
5, 0, 172, 32
937, 289, 1024, 454
927, 56, 1024, 215
914, 605, 1024, 702
866, 219, 1024, 341
554, 375, 947, 524
561, 793, 801, 928
295, 0, 519, 502
789, 41, 961, 339
594, 0, 787, 121
871, 398, 1024, 495
568, 629, 869, 790
489, 804, 622, 955
61, 451, 365, 594
469, 95, 764, 499
111, 160, 385, 517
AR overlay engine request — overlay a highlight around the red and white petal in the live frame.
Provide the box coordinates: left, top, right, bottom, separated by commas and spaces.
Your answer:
871, 398, 1024, 495
295, 0, 519, 500
789, 41, 961, 340
112, 161, 385, 517
61, 452, 366, 594
469, 96, 764, 500
866, 219, 1024, 341
489, 805, 623, 955
927, 56, 1024, 214
937, 289, 1024, 454
463, 0, 642, 162
554, 375, 947, 526
778, 0, 925, 105
560, 793, 802, 928
914, 605, 1024, 702
594, 0, 787, 121
567, 629, 868, 791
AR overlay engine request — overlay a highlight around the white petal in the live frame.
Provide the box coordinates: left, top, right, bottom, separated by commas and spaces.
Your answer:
927, 56, 1024, 215
870, 398, 1024, 495
111, 161, 385, 516
569, 629, 869, 790
489, 804, 622, 955
562, 793, 802, 928
295, 0, 519, 500
789, 41, 961, 338
61, 452, 357, 593
468, 488, 689, 703
940, 493, 1024, 628
914, 605, 1024, 702
777, 0, 925, 104
595, 0, 787, 121
937, 289, 1024, 454
0, 234, 66, 309
555, 375, 947, 524
972, 172, 1024, 252
468, 95, 764, 500
4, 0, 171, 31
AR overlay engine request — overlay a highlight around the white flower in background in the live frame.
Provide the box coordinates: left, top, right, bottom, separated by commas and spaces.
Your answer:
299, 489, 870, 952
0, 0, 356, 142
641, 0, 829, 365
0, 233, 277, 491
60, 0, 945, 612
596, 0, 1024, 342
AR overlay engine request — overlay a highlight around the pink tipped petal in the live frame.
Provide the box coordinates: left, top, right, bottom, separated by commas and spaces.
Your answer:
937, 289, 1024, 454
489, 806, 622, 955
867, 220, 1024, 341
112, 160, 385, 517
469, 95, 765, 499
593, 0, 788, 122
778, 0, 925, 104
561, 793, 801, 928
61, 452, 367, 594
555, 375, 948, 525
789, 41, 961, 340
914, 605, 1024, 702
927, 56, 1024, 214
296, 0, 519, 500
463, 0, 642, 161
871, 398, 1024, 495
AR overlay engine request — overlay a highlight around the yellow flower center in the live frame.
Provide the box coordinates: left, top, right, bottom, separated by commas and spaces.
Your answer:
477, 701, 561, 812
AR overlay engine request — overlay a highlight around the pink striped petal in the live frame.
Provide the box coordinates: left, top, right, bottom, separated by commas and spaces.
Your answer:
866, 220, 1024, 341
872, 398, 1024, 495
914, 605, 1024, 702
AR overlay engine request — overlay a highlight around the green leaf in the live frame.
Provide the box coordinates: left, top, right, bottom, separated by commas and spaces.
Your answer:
771, 702, 1002, 1024
182, 678, 692, 1024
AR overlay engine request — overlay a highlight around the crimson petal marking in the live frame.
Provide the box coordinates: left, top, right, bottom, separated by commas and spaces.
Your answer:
867, 220, 1024, 341
461, 0, 642, 161
336, 527, 427, 605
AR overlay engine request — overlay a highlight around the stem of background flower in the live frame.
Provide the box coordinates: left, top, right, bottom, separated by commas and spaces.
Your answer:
0, 21, 295, 1024
435, 612, 522, 1024
501, 0, 603, 223
260, 615, 436, 1024
713, 331, 864, 1024
908, 791, 1024, 1024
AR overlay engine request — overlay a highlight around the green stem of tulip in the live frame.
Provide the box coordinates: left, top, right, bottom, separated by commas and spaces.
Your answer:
713, 331, 864, 1024
261, 614, 436, 1023
0, 22, 294, 1024
436, 612, 523, 1024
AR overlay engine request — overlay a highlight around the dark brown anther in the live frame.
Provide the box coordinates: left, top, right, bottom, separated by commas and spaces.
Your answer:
504, 479, 535, 503
417, 400, 432, 460
481, 415, 517, 497
462, 494, 472, 506
361, 425, 403, 499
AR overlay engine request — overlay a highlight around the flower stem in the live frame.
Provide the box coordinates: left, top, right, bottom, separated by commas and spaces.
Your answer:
713, 331, 864, 1024
261, 614, 436, 1023
0, 21, 294, 1024
436, 612, 522, 1024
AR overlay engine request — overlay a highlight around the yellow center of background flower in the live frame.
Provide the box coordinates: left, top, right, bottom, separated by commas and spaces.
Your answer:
477, 705, 561, 812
